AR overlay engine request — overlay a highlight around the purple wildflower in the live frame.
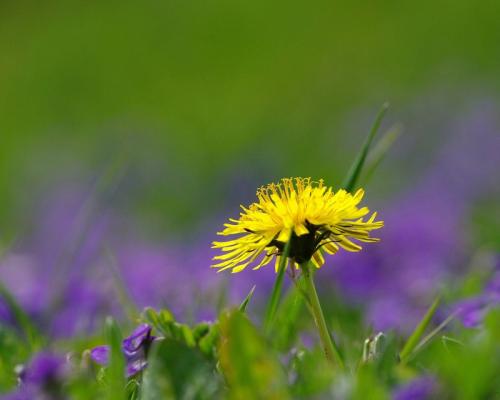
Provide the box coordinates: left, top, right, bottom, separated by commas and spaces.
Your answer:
454, 267, 500, 328
3, 352, 69, 400
90, 324, 157, 377
392, 375, 437, 400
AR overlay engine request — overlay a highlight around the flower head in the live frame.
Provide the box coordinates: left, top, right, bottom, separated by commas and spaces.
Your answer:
212, 177, 383, 273
90, 323, 158, 377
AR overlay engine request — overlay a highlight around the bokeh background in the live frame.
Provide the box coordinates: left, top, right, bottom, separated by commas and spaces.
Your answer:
1, 1, 499, 338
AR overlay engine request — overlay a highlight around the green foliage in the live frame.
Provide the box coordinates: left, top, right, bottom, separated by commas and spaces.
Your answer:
0, 282, 43, 352
219, 310, 290, 400
141, 307, 219, 359
238, 285, 256, 313
104, 317, 127, 400
399, 296, 440, 363
264, 239, 292, 333
141, 340, 221, 400
290, 347, 335, 397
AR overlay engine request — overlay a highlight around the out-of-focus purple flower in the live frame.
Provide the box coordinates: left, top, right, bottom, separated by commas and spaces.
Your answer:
392, 375, 437, 400
454, 268, 500, 328
90, 324, 157, 377
20, 352, 67, 387
455, 297, 488, 328
3, 352, 69, 400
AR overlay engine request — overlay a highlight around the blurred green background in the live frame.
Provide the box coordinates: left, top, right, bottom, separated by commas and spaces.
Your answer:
1, 0, 499, 233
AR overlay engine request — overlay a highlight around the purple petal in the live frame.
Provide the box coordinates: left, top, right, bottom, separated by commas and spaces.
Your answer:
123, 324, 152, 354
126, 359, 148, 377
90, 346, 110, 365
455, 297, 488, 328
22, 352, 66, 386
393, 376, 437, 400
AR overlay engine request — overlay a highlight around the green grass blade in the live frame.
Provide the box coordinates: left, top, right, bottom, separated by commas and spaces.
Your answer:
399, 296, 440, 363
103, 247, 139, 322
362, 123, 403, 184
264, 239, 291, 333
0, 282, 42, 351
238, 285, 256, 313
409, 309, 460, 359
105, 317, 127, 400
341, 103, 389, 192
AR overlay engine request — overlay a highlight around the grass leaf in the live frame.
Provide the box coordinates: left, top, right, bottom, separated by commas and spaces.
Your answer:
238, 285, 256, 313
0, 282, 42, 352
399, 296, 440, 363
342, 103, 389, 192
104, 317, 126, 400
362, 123, 403, 184
264, 239, 291, 333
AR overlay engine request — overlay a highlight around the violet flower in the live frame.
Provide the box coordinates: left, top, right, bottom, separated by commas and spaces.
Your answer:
392, 375, 437, 400
454, 267, 500, 328
3, 352, 69, 400
90, 324, 157, 377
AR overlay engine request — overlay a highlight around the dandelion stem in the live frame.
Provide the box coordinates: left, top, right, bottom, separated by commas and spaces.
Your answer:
300, 261, 344, 369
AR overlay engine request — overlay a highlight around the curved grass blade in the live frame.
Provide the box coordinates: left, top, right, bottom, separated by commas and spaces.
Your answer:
342, 102, 389, 192
408, 309, 460, 360
239, 285, 256, 313
399, 296, 440, 363
0, 282, 42, 351
362, 123, 403, 184
264, 239, 291, 333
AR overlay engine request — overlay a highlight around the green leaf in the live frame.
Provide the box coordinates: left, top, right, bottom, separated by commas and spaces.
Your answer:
198, 323, 220, 359
238, 285, 256, 313
141, 339, 221, 400
399, 296, 440, 363
291, 347, 335, 397
264, 239, 291, 333
104, 317, 126, 400
219, 310, 290, 400
141, 307, 175, 337
341, 103, 389, 192
272, 285, 304, 351
141, 307, 195, 347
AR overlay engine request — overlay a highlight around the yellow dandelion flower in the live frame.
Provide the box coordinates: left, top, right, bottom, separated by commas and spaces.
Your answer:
211, 177, 383, 273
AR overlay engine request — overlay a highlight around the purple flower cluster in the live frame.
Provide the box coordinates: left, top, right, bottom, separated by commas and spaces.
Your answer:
455, 267, 500, 328
90, 324, 158, 377
2, 352, 68, 400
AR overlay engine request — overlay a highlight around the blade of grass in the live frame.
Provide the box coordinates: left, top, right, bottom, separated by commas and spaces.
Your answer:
399, 296, 440, 363
362, 123, 403, 184
47, 151, 129, 316
0, 282, 42, 352
408, 309, 460, 359
264, 239, 291, 333
105, 317, 127, 400
239, 285, 256, 313
103, 246, 139, 322
341, 102, 389, 192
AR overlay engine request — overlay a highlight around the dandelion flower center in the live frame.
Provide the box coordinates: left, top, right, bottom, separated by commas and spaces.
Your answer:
211, 177, 383, 273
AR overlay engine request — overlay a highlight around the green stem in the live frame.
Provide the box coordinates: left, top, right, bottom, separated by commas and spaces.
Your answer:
300, 261, 344, 369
